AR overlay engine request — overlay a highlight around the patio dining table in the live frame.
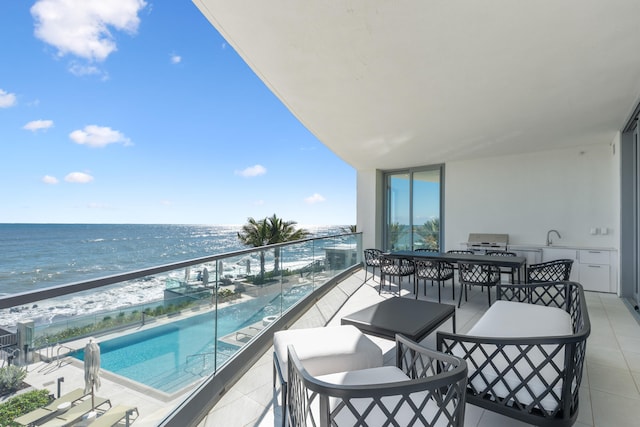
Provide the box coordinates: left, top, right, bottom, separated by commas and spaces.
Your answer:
387, 250, 527, 284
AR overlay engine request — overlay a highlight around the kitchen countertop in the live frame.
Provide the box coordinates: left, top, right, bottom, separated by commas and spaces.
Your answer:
507, 244, 617, 251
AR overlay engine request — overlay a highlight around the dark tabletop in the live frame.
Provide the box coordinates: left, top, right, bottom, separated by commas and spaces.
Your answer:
341, 297, 455, 342
388, 250, 526, 267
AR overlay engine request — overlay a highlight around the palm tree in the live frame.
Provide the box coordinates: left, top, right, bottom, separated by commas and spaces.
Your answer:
388, 222, 406, 250
265, 214, 309, 272
237, 215, 310, 279
237, 217, 270, 280
418, 217, 440, 249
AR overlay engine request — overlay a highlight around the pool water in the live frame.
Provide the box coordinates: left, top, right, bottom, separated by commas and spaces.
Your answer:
75, 285, 311, 394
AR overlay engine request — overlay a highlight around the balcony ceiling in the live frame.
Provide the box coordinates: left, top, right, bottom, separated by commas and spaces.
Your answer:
194, 0, 640, 170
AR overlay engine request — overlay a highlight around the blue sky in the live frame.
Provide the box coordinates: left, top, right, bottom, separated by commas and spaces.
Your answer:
0, 0, 356, 226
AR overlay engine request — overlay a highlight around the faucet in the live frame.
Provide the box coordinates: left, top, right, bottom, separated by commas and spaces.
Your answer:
546, 229, 561, 246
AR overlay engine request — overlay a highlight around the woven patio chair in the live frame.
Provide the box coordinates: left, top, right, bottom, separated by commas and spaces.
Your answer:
457, 261, 501, 307
414, 258, 455, 302
526, 259, 573, 283
363, 248, 383, 284
486, 250, 518, 283
379, 255, 415, 295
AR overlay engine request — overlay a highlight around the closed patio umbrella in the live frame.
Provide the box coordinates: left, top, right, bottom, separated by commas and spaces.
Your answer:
83, 338, 101, 410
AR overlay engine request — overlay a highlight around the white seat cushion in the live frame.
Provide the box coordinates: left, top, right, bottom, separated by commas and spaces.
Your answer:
468, 300, 572, 338
274, 325, 383, 379
455, 300, 573, 412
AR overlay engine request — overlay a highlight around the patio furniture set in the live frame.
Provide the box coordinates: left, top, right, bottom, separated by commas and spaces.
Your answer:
273, 250, 588, 426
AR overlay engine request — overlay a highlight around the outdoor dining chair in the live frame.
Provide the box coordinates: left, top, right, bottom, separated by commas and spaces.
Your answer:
487, 250, 518, 283
413, 258, 455, 303
379, 255, 415, 295
457, 261, 501, 308
526, 259, 574, 283
363, 248, 383, 284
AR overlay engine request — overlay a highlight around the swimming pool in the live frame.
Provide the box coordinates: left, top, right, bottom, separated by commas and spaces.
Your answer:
75, 285, 312, 394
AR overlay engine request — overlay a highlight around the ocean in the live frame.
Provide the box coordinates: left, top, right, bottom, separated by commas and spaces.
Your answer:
0, 223, 344, 327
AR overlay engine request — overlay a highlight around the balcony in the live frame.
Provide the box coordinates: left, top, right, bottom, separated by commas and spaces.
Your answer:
0, 233, 361, 426
196, 271, 640, 427
3, 242, 639, 426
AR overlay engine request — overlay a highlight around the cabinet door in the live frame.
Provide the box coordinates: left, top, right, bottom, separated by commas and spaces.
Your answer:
578, 264, 610, 292
579, 250, 609, 264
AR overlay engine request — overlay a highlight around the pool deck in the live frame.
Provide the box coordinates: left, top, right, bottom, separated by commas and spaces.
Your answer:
17, 269, 640, 426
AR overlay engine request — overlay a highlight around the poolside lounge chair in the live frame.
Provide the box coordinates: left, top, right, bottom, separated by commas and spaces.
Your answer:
14, 388, 87, 426
37, 396, 111, 427
90, 405, 139, 427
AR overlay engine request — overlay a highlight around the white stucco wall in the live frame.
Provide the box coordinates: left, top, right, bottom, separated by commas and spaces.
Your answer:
444, 142, 620, 250
357, 169, 380, 250
357, 140, 621, 254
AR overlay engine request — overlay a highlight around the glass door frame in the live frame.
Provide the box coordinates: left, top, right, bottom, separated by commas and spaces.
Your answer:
382, 164, 445, 251
634, 124, 640, 306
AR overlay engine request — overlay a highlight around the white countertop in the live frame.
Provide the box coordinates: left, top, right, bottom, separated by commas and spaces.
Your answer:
508, 244, 617, 251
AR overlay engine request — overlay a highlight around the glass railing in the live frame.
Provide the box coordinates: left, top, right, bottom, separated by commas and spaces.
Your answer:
0, 232, 362, 397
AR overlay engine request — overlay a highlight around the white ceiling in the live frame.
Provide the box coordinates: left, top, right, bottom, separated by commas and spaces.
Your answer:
194, 0, 640, 170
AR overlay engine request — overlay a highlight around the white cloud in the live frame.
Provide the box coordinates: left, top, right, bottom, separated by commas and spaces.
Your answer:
68, 62, 103, 77
24, 119, 54, 132
305, 193, 326, 204
69, 125, 131, 148
160, 200, 172, 206
235, 164, 267, 178
65, 172, 94, 183
30, 0, 147, 62
170, 54, 181, 64
0, 89, 17, 108
253, 200, 265, 206
42, 175, 59, 184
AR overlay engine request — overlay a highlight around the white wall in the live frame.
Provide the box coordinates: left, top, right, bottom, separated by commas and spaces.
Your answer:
444, 142, 620, 250
357, 169, 381, 250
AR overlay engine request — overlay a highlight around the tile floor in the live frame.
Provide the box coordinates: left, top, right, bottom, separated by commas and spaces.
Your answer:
198, 270, 640, 427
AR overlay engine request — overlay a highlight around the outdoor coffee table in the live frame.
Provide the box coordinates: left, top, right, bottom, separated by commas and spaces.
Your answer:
341, 297, 455, 342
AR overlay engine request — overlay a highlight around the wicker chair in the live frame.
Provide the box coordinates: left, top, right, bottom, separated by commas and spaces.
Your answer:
379, 255, 415, 295
414, 258, 455, 302
363, 248, 383, 284
486, 250, 518, 284
527, 259, 573, 283
457, 262, 501, 308
287, 334, 468, 427
437, 282, 590, 427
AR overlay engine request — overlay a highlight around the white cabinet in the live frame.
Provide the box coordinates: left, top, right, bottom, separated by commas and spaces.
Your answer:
577, 250, 612, 293
541, 247, 616, 293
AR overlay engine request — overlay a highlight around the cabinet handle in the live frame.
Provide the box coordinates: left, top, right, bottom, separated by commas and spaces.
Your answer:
588, 265, 601, 268
588, 250, 601, 254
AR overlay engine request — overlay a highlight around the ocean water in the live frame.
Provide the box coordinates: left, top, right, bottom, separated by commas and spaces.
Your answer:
0, 223, 344, 327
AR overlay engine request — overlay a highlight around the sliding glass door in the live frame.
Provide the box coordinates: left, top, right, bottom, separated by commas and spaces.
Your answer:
384, 166, 443, 251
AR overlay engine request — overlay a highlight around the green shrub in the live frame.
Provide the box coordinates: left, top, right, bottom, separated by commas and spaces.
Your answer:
0, 389, 51, 427
0, 366, 27, 394
32, 300, 199, 347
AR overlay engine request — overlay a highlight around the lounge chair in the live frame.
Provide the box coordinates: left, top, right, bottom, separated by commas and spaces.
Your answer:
37, 396, 111, 427
14, 388, 86, 426
90, 405, 139, 427
287, 334, 468, 426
